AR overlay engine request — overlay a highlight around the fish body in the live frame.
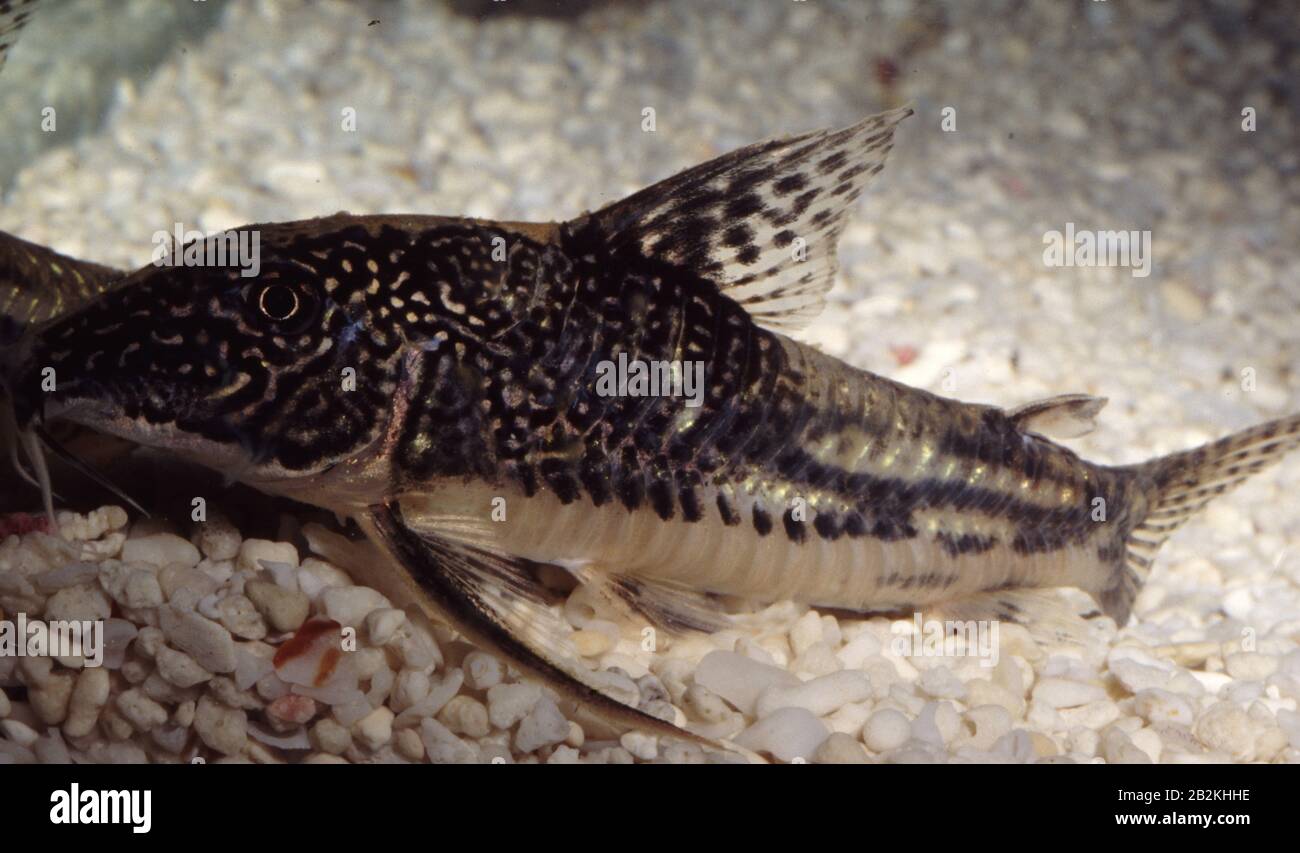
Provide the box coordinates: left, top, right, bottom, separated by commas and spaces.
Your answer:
4, 108, 1299, 744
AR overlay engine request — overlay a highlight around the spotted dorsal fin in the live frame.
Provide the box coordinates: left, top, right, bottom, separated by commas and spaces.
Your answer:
583, 107, 912, 332
1007, 394, 1108, 440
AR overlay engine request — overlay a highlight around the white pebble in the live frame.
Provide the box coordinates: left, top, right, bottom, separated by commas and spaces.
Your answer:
836, 631, 883, 669
122, 533, 200, 568
45, 584, 111, 623
694, 651, 800, 716
962, 705, 1013, 751
394, 727, 425, 762
123, 569, 163, 610
310, 718, 351, 754
463, 651, 503, 690
789, 610, 824, 656
1132, 688, 1196, 726
863, 708, 912, 752
755, 670, 871, 719
1130, 727, 1163, 763
159, 605, 237, 673
438, 695, 490, 738
354, 706, 396, 750
515, 696, 569, 753
364, 607, 406, 646
391, 669, 430, 713
30, 673, 73, 725
322, 586, 392, 628
814, 731, 871, 764
236, 538, 299, 574
683, 684, 733, 723
619, 731, 659, 761
115, 688, 168, 732
487, 682, 542, 730
32, 562, 99, 593
1107, 645, 1175, 693
296, 558, 353, 601
1101, 728, 1151, 764
155, 646, 213, 688
216, 594, 267, 641
1193, 703, 1258, 761
1225, 652, 1278, 682
1032, 677, 1107, 709
194, 694, 247, 756
1059, 699, 1121, 730
63, 668, 110, 737
244, 580, 309, 633
193, 516, 241, 561
420, 717, 476, 764
918, 665, 968, 700
734, 707, 829, 763
1, 719, 39, 748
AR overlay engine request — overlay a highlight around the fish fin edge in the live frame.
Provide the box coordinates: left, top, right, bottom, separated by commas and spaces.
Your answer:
1103, 411, 1300, 624
928, 587, 1105, 649
578, 107, 913, 333
1006, 393, 1107, 440
362, 503, 746, 755
563, 562, 734, 636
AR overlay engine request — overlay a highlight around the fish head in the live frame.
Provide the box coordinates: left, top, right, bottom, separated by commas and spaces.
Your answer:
7, 224, 408, 496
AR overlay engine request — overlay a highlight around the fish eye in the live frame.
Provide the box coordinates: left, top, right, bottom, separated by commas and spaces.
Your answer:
258, 284, 300, 321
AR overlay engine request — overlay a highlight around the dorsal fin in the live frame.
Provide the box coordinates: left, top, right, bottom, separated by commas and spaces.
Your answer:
1007, 393, 1107, 440
583, 107, 912, 332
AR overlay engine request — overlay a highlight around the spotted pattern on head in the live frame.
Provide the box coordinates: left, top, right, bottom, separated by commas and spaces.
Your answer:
19, 221, 554, 472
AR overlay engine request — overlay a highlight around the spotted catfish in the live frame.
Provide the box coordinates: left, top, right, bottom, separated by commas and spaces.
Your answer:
5, 108, 1300, 743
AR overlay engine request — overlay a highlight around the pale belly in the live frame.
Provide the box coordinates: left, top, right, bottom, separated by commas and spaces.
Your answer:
396, 480, 1104, 611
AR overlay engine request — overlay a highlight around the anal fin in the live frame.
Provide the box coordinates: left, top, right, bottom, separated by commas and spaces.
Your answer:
928, 587, 1104, 648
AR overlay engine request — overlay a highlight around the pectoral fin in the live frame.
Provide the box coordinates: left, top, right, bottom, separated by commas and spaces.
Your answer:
363, 502, 723, 748
562, 561, 733, 635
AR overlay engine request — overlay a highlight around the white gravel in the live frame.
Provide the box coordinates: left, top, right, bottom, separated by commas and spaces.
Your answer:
1, 0, 1298, 763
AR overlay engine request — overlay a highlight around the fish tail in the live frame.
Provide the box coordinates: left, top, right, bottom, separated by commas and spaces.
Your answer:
1101, 412, 1300, 623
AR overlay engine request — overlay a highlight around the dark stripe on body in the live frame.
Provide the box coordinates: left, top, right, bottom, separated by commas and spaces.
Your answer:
382, 218, 1141, 561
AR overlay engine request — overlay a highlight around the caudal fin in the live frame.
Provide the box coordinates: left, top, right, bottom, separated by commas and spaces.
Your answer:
1102, 413, 1300, 623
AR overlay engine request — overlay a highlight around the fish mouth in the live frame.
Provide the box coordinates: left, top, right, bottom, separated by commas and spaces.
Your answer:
27, 389, 399, 516
14, 393, 104, 436
1, 393, 148, 522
